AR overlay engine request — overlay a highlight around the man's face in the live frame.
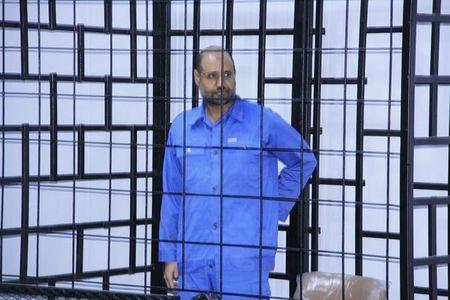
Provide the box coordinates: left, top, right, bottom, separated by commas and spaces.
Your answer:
194, 51, 236, 106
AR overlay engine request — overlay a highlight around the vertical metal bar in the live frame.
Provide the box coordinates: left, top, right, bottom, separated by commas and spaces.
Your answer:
225, 0, 234, 52
77, 24, 85, 82
77, 125, 84, 177
20, 124, 30, 281
129, 127, 137, 272
310, 0, 324, 272
257, 0, 266, 106
102, 272, 109, 290
342, 0, 350, 298
104, 75, 112, 130
130, 0, 137, 82
19, 0, 29, 78
151, 0, 170, 294
289, 0, 309, 295
48, 279, 55, 300
71, 0, 77, 289
1, 0, 6, 283
76, 228, 84, 277
48, 0, 56, 30
355, 0, 369, 276
400, 0, 417, 298
191, 0, 200, 108
104, 0, 112, 33
50, 73, 58, 181
144, 0, 150, 292
428, 205, 437, 299
428, 0, 441, 137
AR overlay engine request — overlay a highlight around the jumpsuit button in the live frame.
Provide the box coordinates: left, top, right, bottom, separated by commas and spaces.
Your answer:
212, 186, 216, 193
212, 223, 218, 230
208, 263, 214, 269
212, 149, 218, 155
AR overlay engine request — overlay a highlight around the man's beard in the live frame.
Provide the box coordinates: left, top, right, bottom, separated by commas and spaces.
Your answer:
202, 90, 236, 106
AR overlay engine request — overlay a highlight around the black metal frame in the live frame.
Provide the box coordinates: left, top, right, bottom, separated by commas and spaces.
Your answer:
1, 0, 449, 299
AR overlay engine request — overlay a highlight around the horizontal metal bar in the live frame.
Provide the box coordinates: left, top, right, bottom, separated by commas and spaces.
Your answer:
366, 26, 403, 34
1, 73, 155, 84
278, 224, 320, 235
362, 230, 400, 240
265, 77, 368, 85
414, 255, 450, 266
414, 286, 449, 297
269, 272, 290, 280
416, 13, 450, 23
414, 136, 450, 146
0, 282, 174, 300
414, 182, 448, 190
414, 196, 450, 206
0, 218, 153, 236
0, 20, 325, 37
415, 75, 450, 85
0, 171, 155, 185
363, 129, 401, 137
319, 178, 364, 186
8, 265, 153, 285
0, 124, 156, 132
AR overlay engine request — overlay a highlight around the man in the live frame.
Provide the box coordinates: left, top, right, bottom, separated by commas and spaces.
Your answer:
159, 46, 317, 299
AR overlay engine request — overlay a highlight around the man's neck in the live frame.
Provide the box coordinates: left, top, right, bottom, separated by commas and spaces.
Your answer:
205, 100, 234, 124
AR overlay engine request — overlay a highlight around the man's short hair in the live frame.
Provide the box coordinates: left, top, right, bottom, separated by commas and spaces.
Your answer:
195, 46, 236, 73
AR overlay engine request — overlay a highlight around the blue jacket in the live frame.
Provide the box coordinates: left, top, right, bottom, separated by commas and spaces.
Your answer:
159, 97, 317, 272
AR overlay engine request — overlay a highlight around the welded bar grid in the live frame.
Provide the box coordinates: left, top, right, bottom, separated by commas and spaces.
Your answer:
0, 0, 448, 299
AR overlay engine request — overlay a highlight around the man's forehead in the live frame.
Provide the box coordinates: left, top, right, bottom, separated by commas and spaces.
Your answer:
201, 51, 234, 70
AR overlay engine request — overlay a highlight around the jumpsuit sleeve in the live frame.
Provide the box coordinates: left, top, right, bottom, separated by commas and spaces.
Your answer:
266, 110, 317, 222
158, 129, 182, 262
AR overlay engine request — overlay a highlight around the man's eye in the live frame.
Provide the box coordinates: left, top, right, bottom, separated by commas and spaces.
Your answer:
207, 73, 217, 80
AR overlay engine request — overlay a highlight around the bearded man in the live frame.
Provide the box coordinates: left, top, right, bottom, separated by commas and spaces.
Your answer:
159, 46, 317, 299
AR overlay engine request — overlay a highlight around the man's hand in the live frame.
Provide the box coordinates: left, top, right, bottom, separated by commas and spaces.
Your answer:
164, 261, 179, 289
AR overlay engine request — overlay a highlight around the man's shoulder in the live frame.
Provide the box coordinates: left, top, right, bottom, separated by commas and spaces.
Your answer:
170, 106, 202, 129
238, 98, 280, 120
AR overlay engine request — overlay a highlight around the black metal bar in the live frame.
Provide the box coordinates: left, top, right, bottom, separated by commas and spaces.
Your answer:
265, 77, 367, 85
414, 287, 449, 297
129, 127, 137, 272
400, 0, 417, 298
414, 182, 448, 190
1, 218, 153, 237
47, 279, 55, 300
355, 0, 369, 276
413, 255, 450, 266
104, 75, 112, 130
19, 0, 29, 78
102, 272, 109, 291
363, 129, 401, 137
77, 24, 85, 82
0, 171, 155, 185
151, 0, 171, 294
366, 26, 403, 33
48, 0, 56, 30
20, 124, 30, 281
428, 204, 438, 299
225, 0, 234, 52
310, 0, 324, 272
130, 0, 137, 82
0, 124, 156, 132
414, 196, 450, 206
257, 0, 267, 106
191, 0, 200, 108
77, 125, 85, 177
0, 73, 155, 83
429, 0, 441, 137
0, 282, 175, 299
414, 136, 450, 145
416, 13, 450, 23
362, 230, 400, 240
1, 20, 331, 37
415, 75, 450, 84
50, 73, 58, 181
104, 0, 112, 33
76, 228, 84, 277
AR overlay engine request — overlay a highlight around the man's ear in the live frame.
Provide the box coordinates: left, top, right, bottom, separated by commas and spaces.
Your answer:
194, 69, 200, 87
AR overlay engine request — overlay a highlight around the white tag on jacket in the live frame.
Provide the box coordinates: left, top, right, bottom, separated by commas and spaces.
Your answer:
227, 137, 237, 143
